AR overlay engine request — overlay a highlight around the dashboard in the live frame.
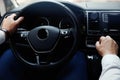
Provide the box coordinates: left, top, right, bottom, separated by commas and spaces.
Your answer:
86, 10, 120, 48
63, 2, 120, 50
2, 1, 120, 51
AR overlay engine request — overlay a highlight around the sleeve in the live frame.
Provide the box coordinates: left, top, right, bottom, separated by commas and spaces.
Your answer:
0, 30, 6, 44
99, 54, 120, 80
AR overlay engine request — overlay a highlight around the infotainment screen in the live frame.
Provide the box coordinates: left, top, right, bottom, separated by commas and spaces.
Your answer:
108, 14, 120, 29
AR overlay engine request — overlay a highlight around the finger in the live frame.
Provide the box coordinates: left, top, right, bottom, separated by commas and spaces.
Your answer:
9, 14, 17, 18
99, 36, 105, 43
95, 41, 100, 48
95, 41, 100, 47
4, 13, 16, 19
106, 36, 114, 42
113, 39, 118, 45
106, 35, 111, 39
15, 17, 24, 24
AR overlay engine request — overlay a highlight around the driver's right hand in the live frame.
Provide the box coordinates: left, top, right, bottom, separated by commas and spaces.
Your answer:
95, 36, 119, 56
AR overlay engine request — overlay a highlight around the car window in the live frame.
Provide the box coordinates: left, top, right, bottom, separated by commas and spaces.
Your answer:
0, 0, 19, 16
4, 0, 15, 12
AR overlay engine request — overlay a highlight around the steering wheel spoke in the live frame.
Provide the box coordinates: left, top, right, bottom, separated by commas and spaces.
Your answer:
35, 54, 51, 65
18, 30, 29, 38
14, 28, 29, 45
36, 55, 40, 65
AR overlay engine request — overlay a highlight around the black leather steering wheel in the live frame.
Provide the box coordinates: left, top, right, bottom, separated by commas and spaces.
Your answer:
10, 1, 80, 68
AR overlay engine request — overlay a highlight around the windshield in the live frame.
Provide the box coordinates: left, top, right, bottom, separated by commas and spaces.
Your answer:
2, 0, 120, 16
15, 0, 120, 5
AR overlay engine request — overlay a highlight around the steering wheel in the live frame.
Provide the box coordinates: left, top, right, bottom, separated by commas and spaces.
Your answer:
10, 1, 80, 68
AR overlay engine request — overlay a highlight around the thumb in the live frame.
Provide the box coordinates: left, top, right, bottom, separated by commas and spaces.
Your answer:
95, 41, 100, 50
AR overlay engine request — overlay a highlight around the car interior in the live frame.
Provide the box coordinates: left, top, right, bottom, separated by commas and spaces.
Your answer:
0, 0, 120, 80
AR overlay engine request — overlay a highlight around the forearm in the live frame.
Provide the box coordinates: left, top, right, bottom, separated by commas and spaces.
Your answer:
99, 54, 120, 80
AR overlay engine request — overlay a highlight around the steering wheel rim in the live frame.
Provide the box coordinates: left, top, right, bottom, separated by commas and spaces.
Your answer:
10, 0, 80, 68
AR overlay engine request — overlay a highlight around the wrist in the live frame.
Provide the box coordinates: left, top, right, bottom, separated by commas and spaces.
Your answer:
0, 30, 6, 44
0, 28, 10, 41
102, 53, 117, 56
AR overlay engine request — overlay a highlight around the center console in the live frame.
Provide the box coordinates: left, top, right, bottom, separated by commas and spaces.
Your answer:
86, 10, 120, 48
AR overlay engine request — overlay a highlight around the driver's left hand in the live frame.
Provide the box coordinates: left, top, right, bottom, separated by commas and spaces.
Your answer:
1, 14, 24, 35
